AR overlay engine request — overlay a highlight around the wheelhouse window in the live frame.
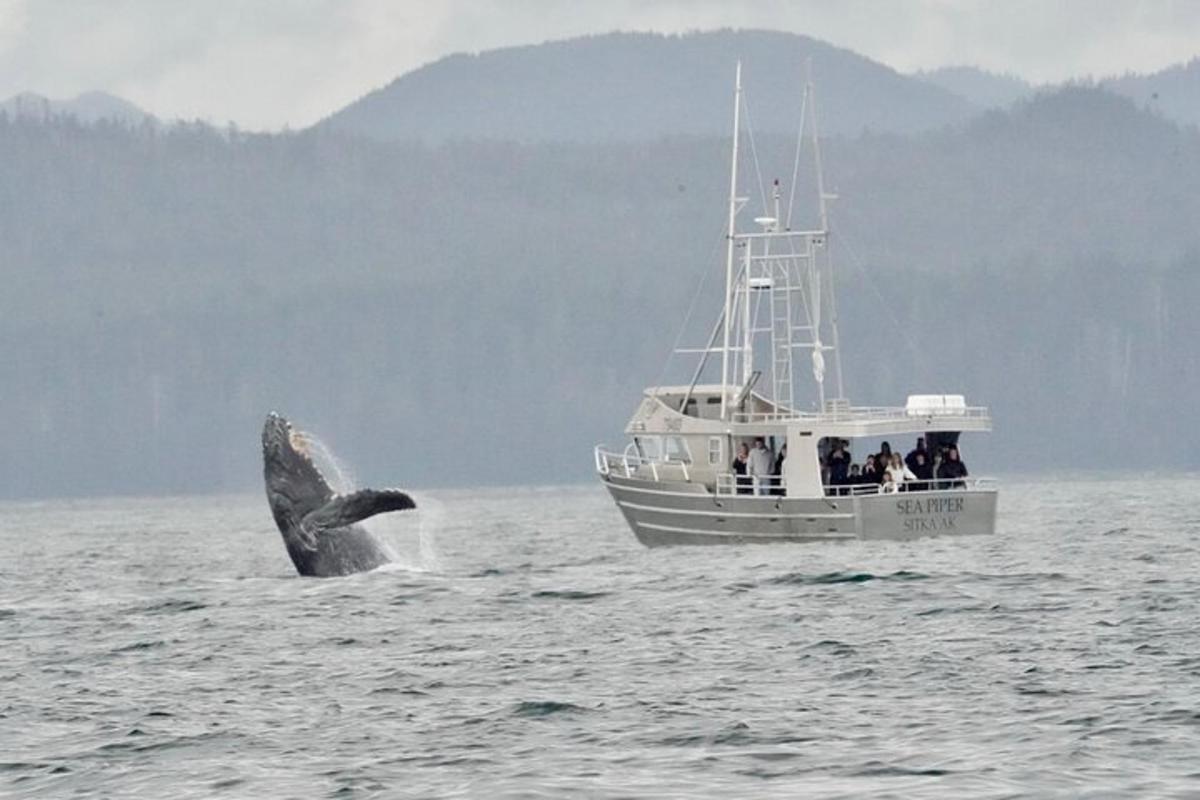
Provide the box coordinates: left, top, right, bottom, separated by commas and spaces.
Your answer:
663, 436, 692, 464
634, 436, 661, 461
708, 437, 722, 465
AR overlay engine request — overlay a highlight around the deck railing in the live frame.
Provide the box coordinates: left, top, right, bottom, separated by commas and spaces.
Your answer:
597, 446, 996, 495
709, 470, 997, 496
819, 476, 998, 495
715, 473, 784, 496
729, 405, 991, 425
594, 446, 690, 482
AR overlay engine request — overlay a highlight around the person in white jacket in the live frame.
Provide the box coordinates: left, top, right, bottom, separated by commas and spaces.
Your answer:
888, 453, 917, 491
748, 437, 775, 495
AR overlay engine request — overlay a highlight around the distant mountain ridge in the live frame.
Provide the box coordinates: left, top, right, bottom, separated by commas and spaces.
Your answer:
9, 33, 1200, 138
913, 60, 1200, 129
913, 66, 1035, 109
318, 30, 978, 142
1, 91, 154, 125
1104, 58, 1200, 128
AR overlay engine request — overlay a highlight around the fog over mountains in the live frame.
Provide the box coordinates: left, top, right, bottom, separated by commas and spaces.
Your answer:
913, 67, 1034, 109
0, 91, 155, 126
4, 30, 1200, 499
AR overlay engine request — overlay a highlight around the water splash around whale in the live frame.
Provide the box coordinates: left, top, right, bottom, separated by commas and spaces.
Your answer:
289, 427, 440, 573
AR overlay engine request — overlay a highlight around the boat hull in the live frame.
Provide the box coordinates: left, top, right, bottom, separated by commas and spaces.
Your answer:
600, 474, 997, 546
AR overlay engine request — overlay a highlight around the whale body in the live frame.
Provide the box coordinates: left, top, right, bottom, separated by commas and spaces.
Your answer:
261, 412, 416, 577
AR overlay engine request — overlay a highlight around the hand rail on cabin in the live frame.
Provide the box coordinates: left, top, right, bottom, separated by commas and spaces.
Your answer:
729, 405, 992, 424
594, 445, 609, 476
595, 446, 692, 483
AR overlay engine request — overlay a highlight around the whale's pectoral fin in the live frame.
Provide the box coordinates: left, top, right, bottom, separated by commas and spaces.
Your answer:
295, 521, 320, 552
300, 489, 417, 536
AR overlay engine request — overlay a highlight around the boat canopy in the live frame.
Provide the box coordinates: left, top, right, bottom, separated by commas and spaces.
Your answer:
627, 385, 991, 439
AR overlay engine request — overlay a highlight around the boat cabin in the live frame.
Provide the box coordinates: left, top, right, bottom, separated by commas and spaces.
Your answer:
599, 385, 991, 500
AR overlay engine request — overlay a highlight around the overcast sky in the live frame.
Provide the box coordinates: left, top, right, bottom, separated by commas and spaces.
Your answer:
1, 0, 1198, 130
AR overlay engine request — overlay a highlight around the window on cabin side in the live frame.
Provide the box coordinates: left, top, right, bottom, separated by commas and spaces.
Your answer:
664, 436, 692, 464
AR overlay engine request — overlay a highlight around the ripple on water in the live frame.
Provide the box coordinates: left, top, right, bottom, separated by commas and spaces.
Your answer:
852, 762, 954, 778
767, 570, 931, 585
529, 589, 610, 600
110, 640, 167, 654
138, 599, 208, 614
511, 701, 591, 717
806, 639, 858, 656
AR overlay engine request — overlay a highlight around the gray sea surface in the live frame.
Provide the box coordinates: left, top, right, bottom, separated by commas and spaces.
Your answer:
2, 476, 1199, 798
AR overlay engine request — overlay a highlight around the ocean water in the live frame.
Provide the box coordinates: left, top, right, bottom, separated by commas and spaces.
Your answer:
2, 477, 1199, 798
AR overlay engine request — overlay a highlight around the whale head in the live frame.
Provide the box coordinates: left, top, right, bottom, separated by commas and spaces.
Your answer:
262, 412, 333, 534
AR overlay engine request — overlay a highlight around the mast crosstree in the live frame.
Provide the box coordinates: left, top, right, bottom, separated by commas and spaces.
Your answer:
701, 63, 844, 420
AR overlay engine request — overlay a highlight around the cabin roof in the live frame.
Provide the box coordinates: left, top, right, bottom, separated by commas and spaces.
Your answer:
628, 386, 992, 436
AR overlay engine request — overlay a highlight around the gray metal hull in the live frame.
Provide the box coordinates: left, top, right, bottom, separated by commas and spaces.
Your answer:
600, 474, 997, 546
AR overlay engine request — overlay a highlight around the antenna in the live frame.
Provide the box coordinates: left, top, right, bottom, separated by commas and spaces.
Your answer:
719, 61, 742, 421
785, 77, 809, 231
808, 59, 830, 233
805, 60, 846, 402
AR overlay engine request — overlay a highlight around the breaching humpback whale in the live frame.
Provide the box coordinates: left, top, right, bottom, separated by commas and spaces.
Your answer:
262, 412, 416, 577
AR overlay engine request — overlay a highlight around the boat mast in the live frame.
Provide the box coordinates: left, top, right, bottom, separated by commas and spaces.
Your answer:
807, 66, 845, 403
719, 62, 742, 421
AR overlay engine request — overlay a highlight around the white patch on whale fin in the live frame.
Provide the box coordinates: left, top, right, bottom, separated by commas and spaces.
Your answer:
301, 488, 417, 533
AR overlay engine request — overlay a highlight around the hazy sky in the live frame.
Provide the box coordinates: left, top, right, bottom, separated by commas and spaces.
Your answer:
1, 0, 1198, 129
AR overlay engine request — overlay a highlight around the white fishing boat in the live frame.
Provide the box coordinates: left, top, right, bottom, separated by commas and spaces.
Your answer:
594, 65, 997, 546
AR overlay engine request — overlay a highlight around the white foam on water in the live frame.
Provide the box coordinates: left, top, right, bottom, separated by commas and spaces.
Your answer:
364, 495, 443, 574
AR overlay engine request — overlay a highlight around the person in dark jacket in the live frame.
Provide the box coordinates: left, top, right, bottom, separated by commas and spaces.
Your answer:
905, 437, 928, 472
732, 443, 751, 494
936, 446, 968, 488
861, 454, 880, 488
771, 444, 787, 496
847, 463, 863, 493
827, 439, 850, 494
909, 451, 933, 491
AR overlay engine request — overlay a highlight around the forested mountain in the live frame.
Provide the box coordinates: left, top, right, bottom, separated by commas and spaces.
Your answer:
914, 62, 1200, 129
913, 66, 1034, 108
2, 83, 1199, 499
318, 30, 976, 142
1105, 59, 1200, 128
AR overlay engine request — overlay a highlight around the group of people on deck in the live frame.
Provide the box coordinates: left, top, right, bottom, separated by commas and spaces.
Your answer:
730, 437, 786, 495
825, 437, 968, 495
729, 436, 969, 496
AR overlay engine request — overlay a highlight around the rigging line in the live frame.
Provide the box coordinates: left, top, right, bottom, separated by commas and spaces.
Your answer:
739, 89, 769, 216
828, 214, 925, 368
824, 231, 847, 400
785, 83, 809, 230
681, 305, 727, 410
650, 222, 727, 392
